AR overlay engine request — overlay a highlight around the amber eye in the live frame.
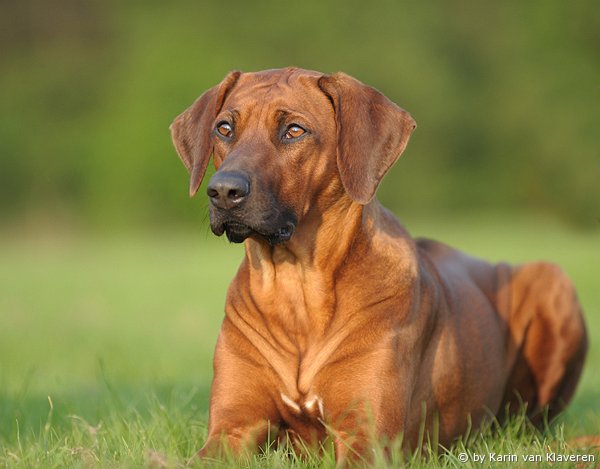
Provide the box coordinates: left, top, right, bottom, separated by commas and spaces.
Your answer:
283, 124, 306, 140
216, 122, 233, 138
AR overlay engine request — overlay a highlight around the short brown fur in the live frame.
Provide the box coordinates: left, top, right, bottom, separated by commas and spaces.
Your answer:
170, 68, 587, 464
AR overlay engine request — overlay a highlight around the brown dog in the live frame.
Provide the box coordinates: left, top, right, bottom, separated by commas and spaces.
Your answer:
170, 68, 587, 462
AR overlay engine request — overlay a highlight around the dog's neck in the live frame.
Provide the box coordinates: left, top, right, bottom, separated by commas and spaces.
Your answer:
246, 195, 367, 276
240, 197, 413, 338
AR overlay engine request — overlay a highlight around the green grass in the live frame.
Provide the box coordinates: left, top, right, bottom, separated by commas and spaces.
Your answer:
0, 214, 599, 467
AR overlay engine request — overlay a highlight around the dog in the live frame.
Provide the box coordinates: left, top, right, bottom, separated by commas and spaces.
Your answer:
170, 67, 587, 463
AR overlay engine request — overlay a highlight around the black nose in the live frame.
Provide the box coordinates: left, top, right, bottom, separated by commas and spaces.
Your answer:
206, 171, 250, 209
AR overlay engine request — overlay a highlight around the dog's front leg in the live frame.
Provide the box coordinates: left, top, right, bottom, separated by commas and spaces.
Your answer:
330, 412, 373, 466
199, 419, 276, 460
198, 375, 280, 460
321, 365, 413, 466
323, 395, 392, 466
197, 324, 281, 460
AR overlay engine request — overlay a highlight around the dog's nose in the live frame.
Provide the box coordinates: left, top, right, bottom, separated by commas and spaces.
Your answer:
207, 171, 250, 209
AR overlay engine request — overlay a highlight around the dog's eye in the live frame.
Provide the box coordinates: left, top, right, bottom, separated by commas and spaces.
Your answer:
216, 122, 233, 138
283, 124, 306, 140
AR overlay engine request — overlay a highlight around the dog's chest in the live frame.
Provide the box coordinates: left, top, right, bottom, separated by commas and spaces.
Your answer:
261, 319, 353, 429
231, 255, 358, 425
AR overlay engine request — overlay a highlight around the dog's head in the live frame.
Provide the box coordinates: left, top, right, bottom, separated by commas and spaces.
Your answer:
170, 68, 416, 245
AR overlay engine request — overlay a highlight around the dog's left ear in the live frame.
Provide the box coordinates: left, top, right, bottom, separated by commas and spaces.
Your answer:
170, 71, 241, 197
318, 72, 416, 204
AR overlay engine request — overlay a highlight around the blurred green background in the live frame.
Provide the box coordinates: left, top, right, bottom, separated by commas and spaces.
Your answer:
1, 0, 598, 229
0, 1, 599, 464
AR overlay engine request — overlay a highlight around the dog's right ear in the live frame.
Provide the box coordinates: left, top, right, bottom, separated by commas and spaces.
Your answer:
170, 71, 241, 197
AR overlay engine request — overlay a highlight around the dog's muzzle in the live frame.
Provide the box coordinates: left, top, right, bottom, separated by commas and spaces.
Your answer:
207, 171, 296, 245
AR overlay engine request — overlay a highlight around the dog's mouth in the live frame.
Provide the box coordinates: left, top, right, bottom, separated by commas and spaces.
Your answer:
214, 220, 296, 245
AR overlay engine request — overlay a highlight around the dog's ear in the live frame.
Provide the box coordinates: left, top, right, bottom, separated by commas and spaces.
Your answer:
170, 71, 241, 197
318, 72, 416, 204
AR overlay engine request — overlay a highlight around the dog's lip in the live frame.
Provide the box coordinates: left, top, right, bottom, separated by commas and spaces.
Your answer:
224, 220, 250, 231
214, 219, 296, 245
209, 216, 250, 236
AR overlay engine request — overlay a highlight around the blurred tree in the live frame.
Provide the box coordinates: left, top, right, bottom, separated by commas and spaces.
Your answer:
0, 0, 598, 229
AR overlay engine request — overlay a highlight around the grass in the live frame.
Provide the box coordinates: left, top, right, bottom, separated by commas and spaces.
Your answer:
0, 213, 599, 467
